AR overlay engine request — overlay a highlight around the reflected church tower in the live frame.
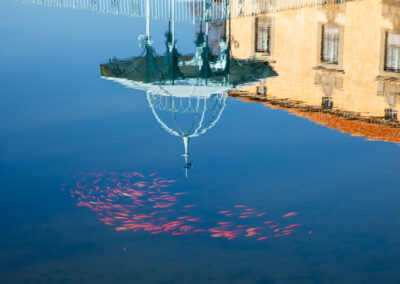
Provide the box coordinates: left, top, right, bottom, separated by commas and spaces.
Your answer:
100, 0, 276, 176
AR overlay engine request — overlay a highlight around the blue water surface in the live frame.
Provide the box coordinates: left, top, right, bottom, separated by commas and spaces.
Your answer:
1, 1, 400, 283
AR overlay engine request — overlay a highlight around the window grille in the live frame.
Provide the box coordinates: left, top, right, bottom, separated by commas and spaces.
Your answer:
321, 25, 339, 64
385, 108, 398, 120
322, 96, 334, 109
255, 17, 271, 54
385, 33, 400, 72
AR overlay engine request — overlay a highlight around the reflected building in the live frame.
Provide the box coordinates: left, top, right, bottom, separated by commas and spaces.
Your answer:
229, 0, 400, 144
100, 8, 276, 176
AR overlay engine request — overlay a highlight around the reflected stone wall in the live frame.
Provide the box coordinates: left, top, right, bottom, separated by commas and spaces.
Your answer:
230, 0, 400, 119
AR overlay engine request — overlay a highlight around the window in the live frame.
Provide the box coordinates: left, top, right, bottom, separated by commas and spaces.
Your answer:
385, 108, 398, 121
321, 25, 339, 64
255, 18, 271, 54
385, 33, 400, 72
257, 85, 267, 96
322, 96, 334, 109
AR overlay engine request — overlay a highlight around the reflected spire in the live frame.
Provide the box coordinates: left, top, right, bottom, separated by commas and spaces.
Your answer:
182, 136, 191, 178
100, 12, 277, 176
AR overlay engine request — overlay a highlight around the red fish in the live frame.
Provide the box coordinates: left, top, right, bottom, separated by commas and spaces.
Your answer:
116, 227, 129, 231
133, 172, 145, 178
257, 236, 271, 241
218, 222, 233, 225
285, 224, 302, 229
282, 212, 299, 218
184, 205, 197, 208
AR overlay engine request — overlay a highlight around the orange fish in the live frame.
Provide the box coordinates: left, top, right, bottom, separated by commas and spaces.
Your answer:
282, 212, 299, 218
180, 226, 193, 231
257, 236, 271, 241
133, 172, 145, 178
116, 227, 129, 231
285, 224, 302, 229
172, 232, 187, 235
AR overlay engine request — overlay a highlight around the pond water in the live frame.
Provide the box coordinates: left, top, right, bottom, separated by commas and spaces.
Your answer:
1, 0, 400, 283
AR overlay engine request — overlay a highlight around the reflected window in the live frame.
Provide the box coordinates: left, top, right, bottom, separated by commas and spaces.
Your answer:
385, 33, 400, 72
385, 108, 398, 121
322, 96, 334, 109
321, 25, 339, 64
255, 17, 271, 54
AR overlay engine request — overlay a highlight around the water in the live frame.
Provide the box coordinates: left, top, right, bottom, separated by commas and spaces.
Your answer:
1, 0, 400, 283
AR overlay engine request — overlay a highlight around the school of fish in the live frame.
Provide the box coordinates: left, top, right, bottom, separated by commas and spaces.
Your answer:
62, 171, 312, 241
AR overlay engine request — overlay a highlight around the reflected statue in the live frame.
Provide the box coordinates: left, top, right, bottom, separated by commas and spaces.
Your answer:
100, 10, 276, 176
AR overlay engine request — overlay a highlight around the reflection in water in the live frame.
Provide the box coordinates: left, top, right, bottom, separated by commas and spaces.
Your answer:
15, 0, 229, 24
229, 0, 400, 144
100, 12, 276, 175
63, 171, 310, 240
15, 0, 352, 23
